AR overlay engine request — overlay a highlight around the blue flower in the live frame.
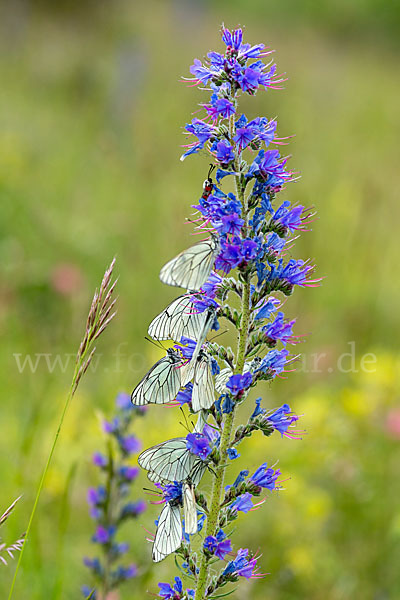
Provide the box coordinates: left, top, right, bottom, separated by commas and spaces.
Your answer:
218, 213, 244, 236
226, 372, 253, 397
214, 141, 235, 166
161, 482, 183, 503
227, 448, 240, 460
223, 548, 260, 579
92, 525, 115, 544
232, 470, 249, 488
158, 577, 183, 599
176, 383, 193, 406
201, 272, 222, 298
251, 398, 264, 418
175, 336, 197, 359
120, 435, 141, 455
250, 463, 280, 490
186, 433, 212, 461
205, 94, 236, 120
266, 403, 299, 436
257, 348, 289, 376
204, 534, 232, 559
263, 311, 296, 345
254, 296, 280, 320
273, 201, 305, 233
232, 492, 253, 513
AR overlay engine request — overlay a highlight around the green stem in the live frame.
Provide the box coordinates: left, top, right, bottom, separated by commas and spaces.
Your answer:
7, 376, 77, 600
195, 118, 251, 598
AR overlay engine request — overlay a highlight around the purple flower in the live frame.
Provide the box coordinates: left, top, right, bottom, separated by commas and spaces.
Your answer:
121, 500, 146, 518
250, 464, 281, 490
223, 548, 260, 579
234, 126, 257, 151
273, 201, 305, 233
217, 213, 244, 236
205, 95, 236, 120
214, 240, 242, 273
201, 272, 222, 298
186, 433, 212, 461
120, 435, 142, 455
175, 336, 197, 360
161, 482, 183, 503
103, 417, 120, 434
266, 403, 299, 437
251, 398, 263, 418
232, 492, 254, 514
176, 383, 193, 406
158, 577, 183, 599
226, 372, 253, 397
116, 392, 132, 410
254, 296, 280, 320
204, 534, 232, 559
119, 465, 139, 481
92, 525, 115, 544
214, 141, 235, 166
263, 312, 296, 345
227, 448, 240, 460
87, 486, 106, 506
92, 452, 108, 468
190, 59, 214, 84
257, 348, 289, 376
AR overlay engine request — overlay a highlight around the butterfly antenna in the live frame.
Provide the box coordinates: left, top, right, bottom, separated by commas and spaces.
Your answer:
179, 406, 191, 434
144, 336, 165, 350
208, 329, 228, 342
208, 163, 216, 180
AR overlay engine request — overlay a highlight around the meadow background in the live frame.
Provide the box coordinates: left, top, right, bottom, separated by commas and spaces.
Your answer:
1, 0, 400, 598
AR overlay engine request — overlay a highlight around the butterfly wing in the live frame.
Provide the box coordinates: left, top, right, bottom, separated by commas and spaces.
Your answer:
148, 294, 209, 342
215, 366, 232, 394
131, 353, 182, 406
138, 438, 203, 483
159, 237, 219, 291
191, 354, 215, 413
152, 502, 182, 562
183, 482, 198, 535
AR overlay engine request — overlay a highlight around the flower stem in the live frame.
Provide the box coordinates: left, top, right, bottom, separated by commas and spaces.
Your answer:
195, 156, 250, 599
7, 375, 77, 600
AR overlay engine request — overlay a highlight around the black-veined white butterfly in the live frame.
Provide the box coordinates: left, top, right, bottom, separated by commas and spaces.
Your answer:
182, 350, 215, 413
148, 293, 210, 342
152, 480, 198, 562
188, 305, 218, 368
152, 497, 182, 562
138, 437, 208, 486
214, 358, 261, 394
159, 234, 220, 291
131, 348, 184, 407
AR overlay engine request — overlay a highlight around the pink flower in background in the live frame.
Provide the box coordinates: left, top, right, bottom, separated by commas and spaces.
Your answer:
51, 263, 84, 296
386, 409, 400, 438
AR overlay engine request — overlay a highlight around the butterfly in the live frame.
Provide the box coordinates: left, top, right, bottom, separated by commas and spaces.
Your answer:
152, 480, 198, 562
131, 348, 184, 407
138, 437, 208, 486
159, 234, 220, 291
188, 305, 218, 368
182, 350, 215, 413
214, 358, 261, 394
148, 293, 210, 343
152, 496, 182, 562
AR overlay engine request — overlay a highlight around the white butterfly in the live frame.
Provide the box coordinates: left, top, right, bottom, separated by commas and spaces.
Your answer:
138, 437, 207, 486
188, 305, 218, 368
152, 480, 198, 562
152, 498, 182, 562
148, 293, 210, 342
182, 351, 215, 413
182, 481, 198, 535
159, 235, 220, 291
131, 348, 183, 407
214, 358, 261, 394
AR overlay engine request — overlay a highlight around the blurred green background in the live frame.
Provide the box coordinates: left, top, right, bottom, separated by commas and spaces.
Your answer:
0, 0, 399, 598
